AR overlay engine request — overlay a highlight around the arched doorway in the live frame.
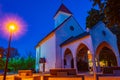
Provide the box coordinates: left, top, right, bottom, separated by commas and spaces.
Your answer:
76, 44, 91, 72
96, 42, 118, 71
64, 48, 74, 68
99, 47, 117, 67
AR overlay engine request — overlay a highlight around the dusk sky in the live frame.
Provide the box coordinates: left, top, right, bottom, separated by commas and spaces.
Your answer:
0, 0, 94, 57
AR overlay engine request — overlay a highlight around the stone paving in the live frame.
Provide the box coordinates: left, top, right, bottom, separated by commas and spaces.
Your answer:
0, 73, 120, 80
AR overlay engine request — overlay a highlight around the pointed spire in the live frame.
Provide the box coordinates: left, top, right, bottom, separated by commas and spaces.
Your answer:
54, 4, 72, 17
58, 4, 72, 14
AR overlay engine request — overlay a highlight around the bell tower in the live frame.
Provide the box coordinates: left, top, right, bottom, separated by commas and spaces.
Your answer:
54, 4, 72, 28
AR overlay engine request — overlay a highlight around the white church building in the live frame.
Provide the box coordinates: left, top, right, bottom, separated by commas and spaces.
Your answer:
35, 4, 120, 73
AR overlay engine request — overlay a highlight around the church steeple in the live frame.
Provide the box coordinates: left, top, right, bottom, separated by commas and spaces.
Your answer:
54, 4, 72, 17
54, 4, 72, 28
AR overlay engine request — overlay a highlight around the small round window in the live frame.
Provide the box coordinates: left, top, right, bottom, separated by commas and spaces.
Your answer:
70, 26, 74, 31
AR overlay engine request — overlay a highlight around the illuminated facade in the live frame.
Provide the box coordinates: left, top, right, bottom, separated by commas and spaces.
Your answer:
35, 4, 120, 72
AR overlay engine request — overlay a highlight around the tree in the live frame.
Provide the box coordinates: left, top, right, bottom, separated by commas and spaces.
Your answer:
91, 0, 120, 27
0, 58, 5, 70
109, 26, 120, 53
86, 8, 105, 28
24, 51, 35, 70
8, 58, 22, 72
86, 3, 120, 53
25, 56, 35, 70
4, 47, 19, 58
0, 47, 5, 58
8, 56, 35, 72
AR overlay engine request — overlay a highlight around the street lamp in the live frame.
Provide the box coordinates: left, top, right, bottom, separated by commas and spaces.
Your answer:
1, 15, 26, 80
3, 24, 16, 80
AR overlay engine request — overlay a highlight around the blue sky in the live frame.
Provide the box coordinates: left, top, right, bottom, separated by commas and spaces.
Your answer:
0, 0, 93, 57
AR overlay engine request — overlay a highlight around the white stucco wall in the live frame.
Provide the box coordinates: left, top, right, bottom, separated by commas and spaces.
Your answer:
54, 12, 71, 28
35, 47, 41, 72
55, 16, 84, 68
36, 34, 56, 72
56, 17, 84, 44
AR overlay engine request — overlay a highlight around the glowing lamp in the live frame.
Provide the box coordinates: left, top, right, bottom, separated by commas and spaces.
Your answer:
8, 24, 16, 32
1, 15, 27, 39
9, 25, 15, 30
5, 21, 20, 35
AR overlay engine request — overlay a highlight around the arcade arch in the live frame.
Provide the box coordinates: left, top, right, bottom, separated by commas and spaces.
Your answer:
76, 43, 92, 72
64, 48, 74, 68
96, 42, 118, 70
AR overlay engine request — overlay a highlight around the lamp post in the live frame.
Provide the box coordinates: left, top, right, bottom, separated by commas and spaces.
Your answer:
1, 15, 26, 80
3, 25, 16, 80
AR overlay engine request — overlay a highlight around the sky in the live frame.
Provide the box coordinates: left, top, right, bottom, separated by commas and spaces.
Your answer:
0, 0, 93, 57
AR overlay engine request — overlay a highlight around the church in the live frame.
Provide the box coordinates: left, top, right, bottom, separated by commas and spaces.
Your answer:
35, 4, 120, 73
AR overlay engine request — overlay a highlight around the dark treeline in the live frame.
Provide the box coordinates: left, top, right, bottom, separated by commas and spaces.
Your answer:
0, 47, 35, 73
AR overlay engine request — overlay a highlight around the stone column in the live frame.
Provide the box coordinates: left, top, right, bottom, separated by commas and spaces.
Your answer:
116, 55, 120, 66
61, 56, 65, 68
92, 54, 97, 80
115, 45, 120, 66
73, 57, 78, 73
97, 56, 101, 72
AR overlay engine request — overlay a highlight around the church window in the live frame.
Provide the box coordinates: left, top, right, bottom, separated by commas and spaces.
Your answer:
70, 26, 74, 31
102, 30, 106, 36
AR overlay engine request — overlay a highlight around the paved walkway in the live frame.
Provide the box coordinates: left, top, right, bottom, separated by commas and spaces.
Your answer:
0, 73, 120, 80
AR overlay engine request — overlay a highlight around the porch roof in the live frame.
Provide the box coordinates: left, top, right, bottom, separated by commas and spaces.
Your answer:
60, 32, 90, 47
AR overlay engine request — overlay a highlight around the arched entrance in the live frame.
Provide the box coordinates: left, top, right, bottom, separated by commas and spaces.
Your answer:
99, 47, 117, 67
64, 48, 74, 68
76, 44, 91, 72
96, 42, 118, 71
